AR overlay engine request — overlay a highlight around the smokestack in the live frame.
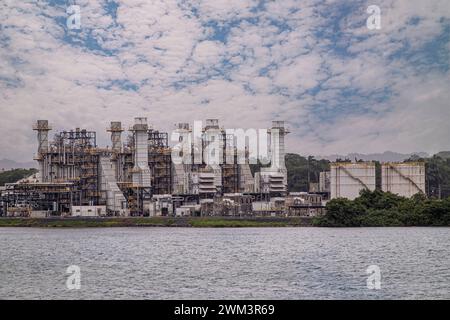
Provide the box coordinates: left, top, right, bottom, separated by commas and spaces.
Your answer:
33, 120, 51, 154
270, 121, 288, 170
130, 117, 151, 187
108, 121, 123, 152
33, 120, 52, 182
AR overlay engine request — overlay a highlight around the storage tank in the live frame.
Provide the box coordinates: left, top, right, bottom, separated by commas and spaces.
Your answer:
330, 162, 376, 200
381, 162, 425, 198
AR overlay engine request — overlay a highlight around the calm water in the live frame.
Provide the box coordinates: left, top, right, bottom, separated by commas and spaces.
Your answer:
0, 227, 449, 299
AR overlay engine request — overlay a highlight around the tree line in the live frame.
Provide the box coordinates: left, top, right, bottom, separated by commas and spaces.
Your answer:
314, 189, 450, 227
0, 168, 38, 186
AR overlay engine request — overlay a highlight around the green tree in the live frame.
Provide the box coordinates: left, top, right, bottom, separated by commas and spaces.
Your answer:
0, 168, 38, 186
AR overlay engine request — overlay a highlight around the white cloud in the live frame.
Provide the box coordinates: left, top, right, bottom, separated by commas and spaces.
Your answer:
0, 0, 449, 162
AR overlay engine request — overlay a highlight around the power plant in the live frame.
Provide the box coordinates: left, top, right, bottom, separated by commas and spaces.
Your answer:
0, 118, 429, 217
1, 118, 306, 217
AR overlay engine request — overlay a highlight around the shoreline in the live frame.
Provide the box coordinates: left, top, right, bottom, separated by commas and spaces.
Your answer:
0, 216, 314, 228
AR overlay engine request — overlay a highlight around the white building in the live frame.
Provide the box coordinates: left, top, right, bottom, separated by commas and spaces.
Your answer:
71, 206, 107, 217
256, 121, 289, 194
319, 171, 330, 193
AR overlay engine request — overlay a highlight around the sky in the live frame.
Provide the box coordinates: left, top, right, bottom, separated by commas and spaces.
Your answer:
0, 0, 449, 162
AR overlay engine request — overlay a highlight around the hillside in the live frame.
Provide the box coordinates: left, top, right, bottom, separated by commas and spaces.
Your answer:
319, 151, 429, 162
435, 151, 450, 159
0, 168, 38, 186
0, 159, 37, 170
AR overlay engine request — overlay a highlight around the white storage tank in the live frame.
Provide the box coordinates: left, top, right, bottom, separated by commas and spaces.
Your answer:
330, 162, 376, 200
381, 162, 426, 198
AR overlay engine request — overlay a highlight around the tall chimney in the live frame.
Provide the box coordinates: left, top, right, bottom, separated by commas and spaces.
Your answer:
130, 117, 151, 187
33, 120, 51, 182
270, 121, 288, 170
108, 121, 123, 152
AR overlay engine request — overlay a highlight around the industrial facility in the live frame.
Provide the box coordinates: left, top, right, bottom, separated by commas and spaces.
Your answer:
1, 118, 326, 218
0, 117, 430, 217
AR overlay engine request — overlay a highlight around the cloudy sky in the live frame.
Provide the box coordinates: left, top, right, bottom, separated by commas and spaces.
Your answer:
1, 0, 449, 162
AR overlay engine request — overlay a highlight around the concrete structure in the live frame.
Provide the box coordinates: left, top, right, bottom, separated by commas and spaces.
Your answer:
252, 198, 285, 216
99, 156, 128, 216
148, 194, 173, 216
32, 120, 51, 182
0, 118, 297, 217
175, 205, 198, 216
107, 121, 123, 153
382, 162, 426, 198
130, 117, 151, 188
202, 119, 223, 192
256, 121, 289, 195
285, 192, 324, 217
71, 205, 107, 217
319, 171, 330, 193
309, 182, 319, 193
330, 162, 376, 200
172, 123, 192, 195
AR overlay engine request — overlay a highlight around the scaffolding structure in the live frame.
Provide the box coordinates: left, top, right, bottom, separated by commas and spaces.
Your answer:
2, 118, 298, 217
47, 129, 103, 206
0, 182, 76, 216
148, 130, 172, 195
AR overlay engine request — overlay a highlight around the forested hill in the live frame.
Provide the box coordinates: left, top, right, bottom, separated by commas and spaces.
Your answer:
249, 153, 330, 192
285, 154, 330, 192
0, 169, 38, 186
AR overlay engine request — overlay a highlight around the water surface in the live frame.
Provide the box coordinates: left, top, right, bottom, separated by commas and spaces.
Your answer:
0, 227, 448, 299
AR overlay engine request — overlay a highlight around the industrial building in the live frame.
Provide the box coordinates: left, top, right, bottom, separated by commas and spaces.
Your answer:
381, 162, 426, 198
319, 171, 330, 193
0, 118, 296, 217
254, 121, 289, 194
330, 162, 376, 200
0, 118, 429, 216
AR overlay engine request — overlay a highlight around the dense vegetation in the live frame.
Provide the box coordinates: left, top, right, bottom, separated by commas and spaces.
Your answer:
0, 168, 38, 186
314, 189, 450, 227
285, 154, 330, 192
422, 155, 450, 198
250, 153, 330, 192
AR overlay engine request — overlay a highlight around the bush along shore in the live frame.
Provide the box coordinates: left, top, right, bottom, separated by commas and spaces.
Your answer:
314, 190, 450, 227
0, 216, 313, 228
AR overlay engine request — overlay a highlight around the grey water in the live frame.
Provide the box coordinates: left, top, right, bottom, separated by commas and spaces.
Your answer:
0, 227, 449, 299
